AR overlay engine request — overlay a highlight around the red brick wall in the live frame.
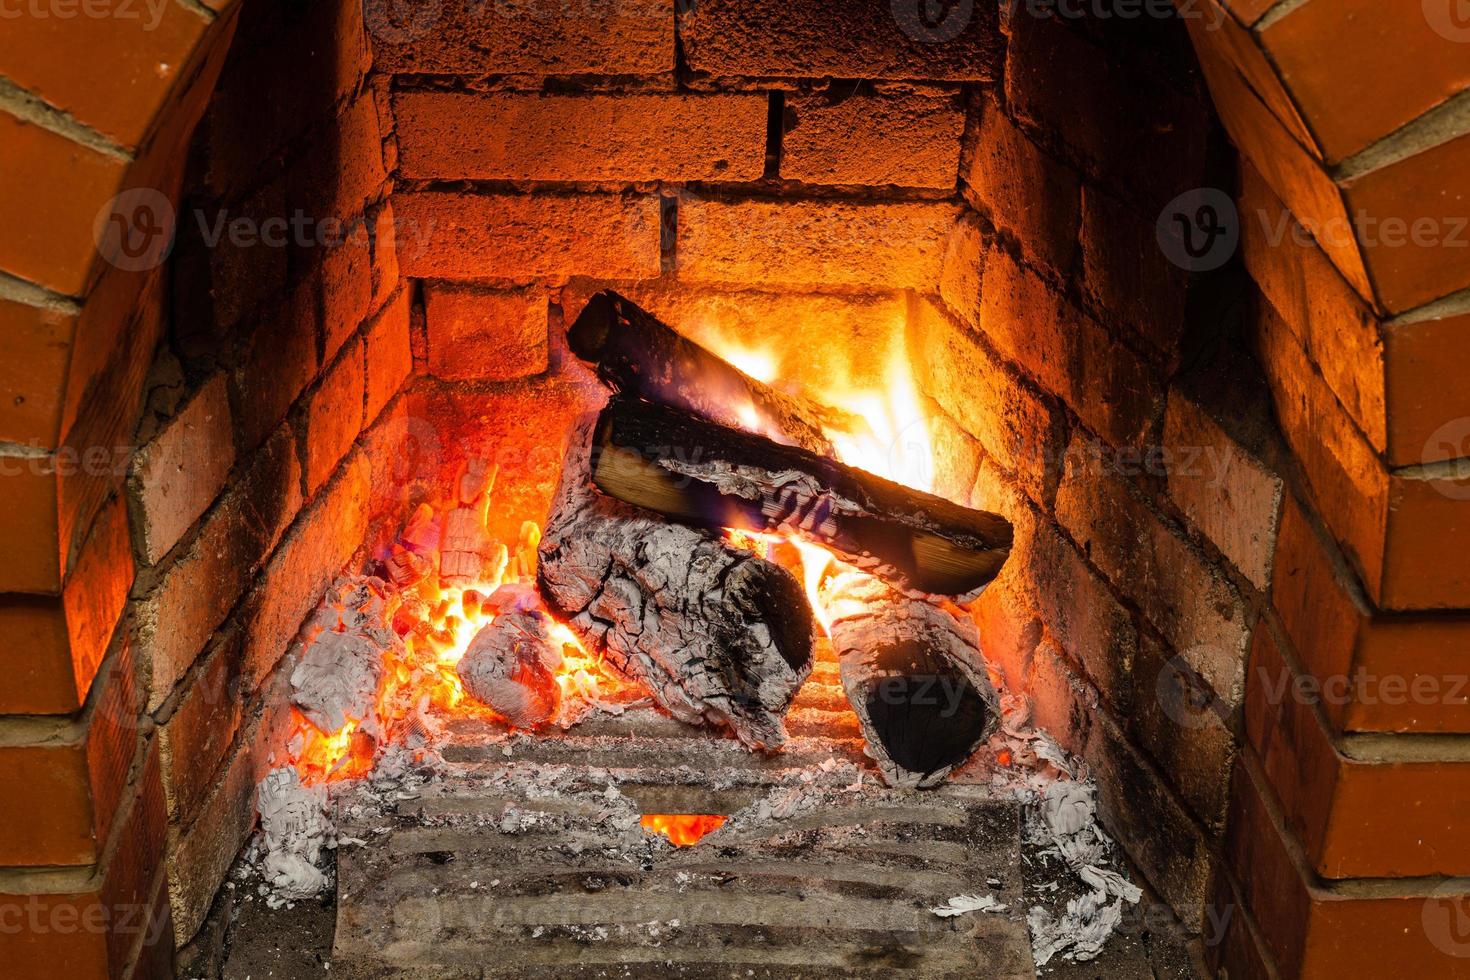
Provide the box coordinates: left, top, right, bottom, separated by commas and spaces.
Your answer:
371, 0, 1247, 943
3, 1, 1468, 977
0, 2, 240, 977
144, 0, 411, 957
1177, 2, 1470, 976
0, 1, 408, 974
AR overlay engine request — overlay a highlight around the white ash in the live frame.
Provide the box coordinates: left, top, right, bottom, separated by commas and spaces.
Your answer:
290, 577, 402, 738
1022, 768, 1141, 965
256, 767, 335, 907
930, 893, 1008, 917
307, 576, 398, 645
948, 690, 1141, 967
456, 610, 563, 728
1028, 891, 1127, 966
291, 630, 385, 735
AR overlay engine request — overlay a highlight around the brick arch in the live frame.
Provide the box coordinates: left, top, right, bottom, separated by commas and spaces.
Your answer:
1178, 5, 1470, 979
1179, 0, 1470, 584
0, 9, 241, 974
0, 2, 240, 686
0, 4, 1465, 979
1181, 0, 1470, 315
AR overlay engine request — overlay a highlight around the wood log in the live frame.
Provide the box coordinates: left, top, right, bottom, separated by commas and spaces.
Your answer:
567, 289, 852, 456
589, 396, 1013, 597
537, 416, 815, 751
824, 574, 999, 789
457, 610, 563, 729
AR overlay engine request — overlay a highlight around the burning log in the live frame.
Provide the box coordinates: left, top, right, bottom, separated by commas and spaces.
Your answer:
383, 542, 432, 589
568, 290, 853, 456
824, 574, 999, 789
456, 609, 563, 729
589, 396, 1013, 597
537, 416, 814, 750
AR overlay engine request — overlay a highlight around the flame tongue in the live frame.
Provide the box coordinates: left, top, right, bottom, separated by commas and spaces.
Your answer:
692, 322, 935, 493
293, 316, 939, 786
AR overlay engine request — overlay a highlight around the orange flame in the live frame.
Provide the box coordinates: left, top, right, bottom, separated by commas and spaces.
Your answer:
823, 352, 935, 493
297, 714, 375, 785
695, 320, 935, 493
640, 814, 728, 846
294, 315, 941, 786
292, 512, 638, 785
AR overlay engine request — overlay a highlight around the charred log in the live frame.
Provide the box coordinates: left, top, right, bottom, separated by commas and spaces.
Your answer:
537, 416, 814, 750
825, 574, 999, 788
590, 396, 1013, 597
440, 459, 497, 586
567, 290, 853, 457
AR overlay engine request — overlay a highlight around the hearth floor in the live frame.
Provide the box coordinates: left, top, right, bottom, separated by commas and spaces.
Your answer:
209, 649, 1202, 979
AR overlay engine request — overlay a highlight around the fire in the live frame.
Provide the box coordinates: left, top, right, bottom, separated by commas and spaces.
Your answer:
723, 528, 865, 636
640, 813, 728, 846
696, 320, 942, 631
695, 323, 936, 494
296, 715, 374, 784
292, 316, 941, 786
292, 502, 638, 786
716, 343, 778, 384
823, 352, 936, 494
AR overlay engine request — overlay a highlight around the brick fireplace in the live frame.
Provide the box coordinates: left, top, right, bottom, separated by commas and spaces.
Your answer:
2, 1, 1469, 978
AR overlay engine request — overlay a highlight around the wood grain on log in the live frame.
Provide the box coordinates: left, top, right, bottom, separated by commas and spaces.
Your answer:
538, 416, 814, 751
825, 574, 998, 788
567, 290, 852, 456
590, 397, 1012, 597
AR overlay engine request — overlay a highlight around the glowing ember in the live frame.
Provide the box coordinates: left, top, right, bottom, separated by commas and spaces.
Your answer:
290, 487, 640, 786
296, 714, 375, 785
640, 813, 728, 846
